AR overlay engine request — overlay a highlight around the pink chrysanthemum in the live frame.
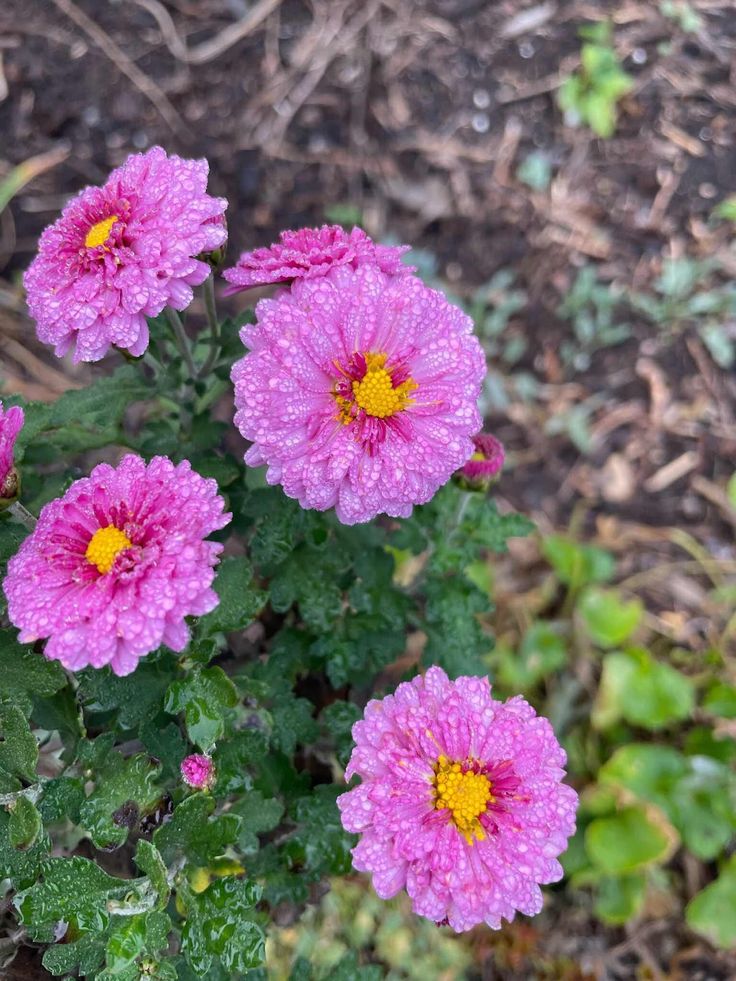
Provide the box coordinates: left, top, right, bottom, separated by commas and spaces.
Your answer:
222, 224, 412, 294
3, 455, 230, 676
181, 754, 215, 790
0, 401, 24, 500
231, 264, 486, 525
457, 433, 505, 489
338, 667, 578, 932
24, 146, 227, 363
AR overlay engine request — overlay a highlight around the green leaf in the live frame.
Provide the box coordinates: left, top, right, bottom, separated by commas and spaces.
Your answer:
686, 855, 736, 948
0, 807, 49, 887
595, 873, 646, 924
8, 795, 42, 850
578, 587, 643, 647
231, 790, 284, 854
599, 743, 687, 805
286, 785, 354, 877
423, 577, 491, 676
585, 806, 674, 874
180, 877, 265, 976
197, 555, 266, 635
270, 545, 345, 632
106, 911, 172, 974
594, 648, 694, 730
15, 856, 131, 941
542, 536, 614, 588
211, 729, 268, 795
320, 700, 361, 767
270, 693, 319, 757
0, 702, 38, 786
0, 629, 66, 716
727, 472, 736, 508
134, 839, 170, 910
154, 794, 240, 866
498, 622, 567, 690
165, 667, 239, 752
79, 658, 173, 729
42, 933, 106, 978
78, 753, 163, 850
704, 682, 736, 719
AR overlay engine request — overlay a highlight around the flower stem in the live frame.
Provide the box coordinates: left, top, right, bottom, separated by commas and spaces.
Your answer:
165, 308, 197, 381
198, 274, 222, 379
9, 501, 37, 530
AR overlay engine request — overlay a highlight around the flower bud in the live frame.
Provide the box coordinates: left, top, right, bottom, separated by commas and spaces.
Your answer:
455, 433, 505, 491
181, 753, 215, 791
0, 403, 24, 509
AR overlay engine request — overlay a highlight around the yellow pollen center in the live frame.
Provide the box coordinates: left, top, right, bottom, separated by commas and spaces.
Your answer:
470, 451, 486, 461
347, 352, 417, 421
84, 215, 118, 249
85, 525, 132, 574
433, 755, 493, 844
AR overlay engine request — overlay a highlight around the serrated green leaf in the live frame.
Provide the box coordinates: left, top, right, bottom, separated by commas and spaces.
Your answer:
287, 785, 354, 877
270, 546, 345, 632
0, 629, 66, 716
197, 555, 266, 635
423, 577, 490, 676
0, 806, 49, 887
0, 701, 38, 785
231, 791, 284, 854
15, 856, 131, 941
42, 932, 106, 977
106, 911, 172, 974
154, 794, 240, 866
135, 840, 170, 910
320, 700, 361, 767
8, 794, 42, 850
165, 667, 239, 752
79, 753, 163, 850
181, 877, 265, 977
79, 658, 173, 729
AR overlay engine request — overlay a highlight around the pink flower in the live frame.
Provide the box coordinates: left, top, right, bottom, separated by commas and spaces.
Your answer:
3, 455, 230, 676
0, 401, 24, 500
231, 264, 486, 525
222, 224, 412, 294
338, 667, 578, 932
24, 147, 227, 363
457, 433, 505, 489
181, 754, 215, 790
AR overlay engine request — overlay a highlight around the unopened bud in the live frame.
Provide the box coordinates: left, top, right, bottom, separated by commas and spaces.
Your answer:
454, 433, 505, 491
181, 753, 215, 791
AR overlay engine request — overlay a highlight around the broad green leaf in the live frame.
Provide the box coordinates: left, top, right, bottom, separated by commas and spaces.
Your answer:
79, 753, 163, 850
498, 622, 567, 690
165, 667, 239, 751
197, 555, 267, 634
8, 795, 42, 850
42, 933, 106, 978
595, 873, 646, 924
0, 629, 66, 716
578, 587, 642, 647
180, 877, 265, 976
542, 536, 614, 588
79, 658, 173, 729
703, 682, 736, 719
286, 785, 355, 877
599, 743, 687, 806
594, 648, 694, 730
585, 806, 674, 874
154, 794, 240, 866
15, 856, 131, 941
686, 856, 736, 948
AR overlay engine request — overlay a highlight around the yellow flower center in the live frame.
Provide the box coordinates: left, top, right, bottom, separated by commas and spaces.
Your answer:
84, 215, 118, 249
433, 755, 494, 844
470, 450, 485, 461
85, 525, 132, 574
349, 353, 416, 420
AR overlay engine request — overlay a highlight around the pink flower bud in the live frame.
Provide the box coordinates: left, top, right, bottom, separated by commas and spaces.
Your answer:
181, 754, 215, 790
0, 402, 23, 507
456, 433, 505, 491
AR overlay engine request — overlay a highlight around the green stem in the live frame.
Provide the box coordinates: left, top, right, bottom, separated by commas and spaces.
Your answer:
166, 308, 197, 381
9, 501, 37, 531
198, 274, 222, 379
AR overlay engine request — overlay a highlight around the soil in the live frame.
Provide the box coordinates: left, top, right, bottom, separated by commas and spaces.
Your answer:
1, 0, 735, 977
